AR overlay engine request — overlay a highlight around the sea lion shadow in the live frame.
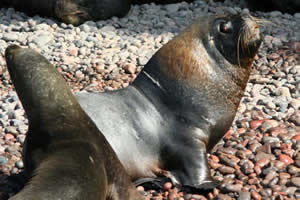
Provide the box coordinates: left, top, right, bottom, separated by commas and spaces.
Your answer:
0, 172, 25, 199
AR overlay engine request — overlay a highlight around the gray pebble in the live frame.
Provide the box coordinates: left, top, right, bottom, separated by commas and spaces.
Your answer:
0, 156, 8, 165
15, 160, 24, 169
33, 34, 52, 47
2, 32, 18, 41
238, 191, 251, 200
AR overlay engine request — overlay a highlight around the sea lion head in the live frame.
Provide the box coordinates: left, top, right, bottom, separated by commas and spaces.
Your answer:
140, 13, 262, 129
54, 0, 131, 25
209, 13, 262, 67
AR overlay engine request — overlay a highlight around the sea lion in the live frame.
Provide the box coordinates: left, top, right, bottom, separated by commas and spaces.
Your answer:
132, 0, 194, 4
242, 0, 300, 14
76, 12, 262, 191
5, 45, 144, 200
0, 0, 131, 25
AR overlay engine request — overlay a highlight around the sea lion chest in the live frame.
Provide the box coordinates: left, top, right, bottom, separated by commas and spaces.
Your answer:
76, 86, 172, 179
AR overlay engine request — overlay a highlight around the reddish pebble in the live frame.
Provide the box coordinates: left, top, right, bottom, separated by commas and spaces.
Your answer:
251, 191, 261, 200
69, 47, 78, 56
5, 134, 15, 141
208, 193, 214, 200
250, 120, 264, 130
224, 129, 233, 139
168, 191, 178, 200
281, 143, 292, 151
292, 134, 300, 141
279, 154, 294, 165
270, 127, 288, 136
210, 155, 220, 163
237, 128, 246, 134
241, 139, 249, 147
256, 158, 270, 168
163, 182, 172, 191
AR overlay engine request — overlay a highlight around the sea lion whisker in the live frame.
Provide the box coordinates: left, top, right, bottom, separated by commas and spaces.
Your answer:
237, 33, 242, 67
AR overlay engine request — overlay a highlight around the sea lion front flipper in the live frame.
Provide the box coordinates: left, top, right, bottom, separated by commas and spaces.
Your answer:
182, 180, 221, 193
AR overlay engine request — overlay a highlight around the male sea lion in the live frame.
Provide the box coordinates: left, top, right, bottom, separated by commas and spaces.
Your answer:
5, 45, 144, 200
76, 13, 262, 191
0, 0, 131, 25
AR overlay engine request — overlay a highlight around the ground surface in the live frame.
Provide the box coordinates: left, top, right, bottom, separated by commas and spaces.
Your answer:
0, 0, 299, 199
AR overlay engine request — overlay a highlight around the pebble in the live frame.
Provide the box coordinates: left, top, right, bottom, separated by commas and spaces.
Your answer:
0, 156, 8, 165
123, 63, 136, 74
2, 33, 18, 41
279, 154, 294, 165
256, 158, 270, 168
224, 184, 242, 192
251, 191, 261, 200
163, 182, 172, 191
15, 160, 24, 169
0, 1, 299, 200
238, 191, 251, 200
255, 152, 275, 161
218, 166, 235, 174
291, 177, 300, 187
32, 34, 52, 47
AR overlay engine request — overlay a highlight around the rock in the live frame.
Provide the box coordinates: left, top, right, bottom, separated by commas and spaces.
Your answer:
15, 160, 24, 169
124, 63, 136, 74
2, 32, 18, 41
255, 152, 275, 161
33, 34, 52, 47
279, 154, 294, 165
218, 166, 235, 174
224, 184, 243, 193
0, 156, 8, 165
251, 191, 261, 200
165, 4, 180, 13
291, 177, 300, 187
238, 192, 251, 200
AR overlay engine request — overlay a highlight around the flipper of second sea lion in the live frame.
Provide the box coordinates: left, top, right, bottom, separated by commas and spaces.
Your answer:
5, 45, 144, 200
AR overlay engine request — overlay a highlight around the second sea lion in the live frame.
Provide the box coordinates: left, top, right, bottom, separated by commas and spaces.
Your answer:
0, 0, 131, 25
76, 12, 262, 191
5, 45, 144, 200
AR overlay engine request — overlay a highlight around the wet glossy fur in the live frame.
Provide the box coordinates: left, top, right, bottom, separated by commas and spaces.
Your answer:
5, 45, 144, 200
76, 13, 262, 190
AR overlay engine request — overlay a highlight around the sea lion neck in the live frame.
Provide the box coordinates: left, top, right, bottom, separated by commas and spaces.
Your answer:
5, 45, 83, 128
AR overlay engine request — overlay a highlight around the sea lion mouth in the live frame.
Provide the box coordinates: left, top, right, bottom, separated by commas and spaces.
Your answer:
237, 14, 262, 64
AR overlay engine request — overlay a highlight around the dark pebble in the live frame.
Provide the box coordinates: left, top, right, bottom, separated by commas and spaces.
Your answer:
268, 177, 279, 187
224, 184, 242, 193
260, 188, 272, 197
218, 166, 235, 174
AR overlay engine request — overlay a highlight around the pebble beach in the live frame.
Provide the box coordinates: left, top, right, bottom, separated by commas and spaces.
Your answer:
0, 0, 299, 199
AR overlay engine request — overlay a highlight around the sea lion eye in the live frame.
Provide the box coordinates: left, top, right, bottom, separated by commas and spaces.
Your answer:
219, 21, 232, 34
